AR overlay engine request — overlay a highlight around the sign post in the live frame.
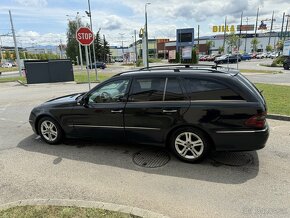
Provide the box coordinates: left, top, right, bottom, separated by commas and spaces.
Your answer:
76, 27, 95, 90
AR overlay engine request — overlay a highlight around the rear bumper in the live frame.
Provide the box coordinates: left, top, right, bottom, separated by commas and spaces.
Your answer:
212, 125, 269, 151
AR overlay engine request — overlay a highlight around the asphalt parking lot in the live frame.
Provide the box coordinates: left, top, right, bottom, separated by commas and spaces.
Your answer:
1, 82, 290, 217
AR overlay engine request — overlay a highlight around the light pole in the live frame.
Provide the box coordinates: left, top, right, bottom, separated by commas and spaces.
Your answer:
0, 35, 4, 61
86, 0, 98, 80
119, 33, 125, 61
145, 2, 151, 68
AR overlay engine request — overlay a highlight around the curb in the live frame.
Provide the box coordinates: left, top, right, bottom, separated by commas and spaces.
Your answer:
267, 114, 290, 122
0, 199, 169, 218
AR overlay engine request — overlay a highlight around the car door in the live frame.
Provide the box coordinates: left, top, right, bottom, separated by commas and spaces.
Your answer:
72, 77, 131, 140
124, 76, 190, 145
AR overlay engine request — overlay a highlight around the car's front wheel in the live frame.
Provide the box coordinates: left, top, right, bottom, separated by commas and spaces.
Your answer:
38, 117, 63, 144
169, 127, 210, 163
284, 63, 289, 70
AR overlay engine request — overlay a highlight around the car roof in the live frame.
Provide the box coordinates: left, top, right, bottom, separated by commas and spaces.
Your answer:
114, 64, 239, 78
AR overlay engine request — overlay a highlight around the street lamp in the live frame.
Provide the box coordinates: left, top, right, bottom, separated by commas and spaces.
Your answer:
86, 0, 98, 80
145, 2, 151, 68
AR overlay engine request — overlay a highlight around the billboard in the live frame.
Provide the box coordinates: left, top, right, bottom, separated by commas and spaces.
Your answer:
237, 25, 255, 31
169, 50, 176, 60
212, 25, 235, 33
283, 40, 290, 56
182, 47, 192, 59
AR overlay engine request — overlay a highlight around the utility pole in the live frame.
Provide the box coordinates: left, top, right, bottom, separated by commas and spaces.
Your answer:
119, 33, 125, 61
0, 36, 4, 61
134, 30, 138, 63
76, 13, 83, 70
9, 10, 21, 76
280, 12, 285, 40
268, 11, 275, 45
145, 3, 151, 68
86, 0, 98, 79
255, 7, 259, 38
88, 45, 92, 69
197, 25, 200, 52
284, 15, 290, 41
103, 34, 106, 62
239, 11, 243, 51
223, 16, 227, 53
244, 17, 249, 53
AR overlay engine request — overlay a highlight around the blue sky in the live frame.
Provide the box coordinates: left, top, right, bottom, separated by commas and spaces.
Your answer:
0, 0, 289, 47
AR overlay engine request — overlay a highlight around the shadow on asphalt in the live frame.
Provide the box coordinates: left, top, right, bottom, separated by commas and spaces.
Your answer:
18, 135, 259, 184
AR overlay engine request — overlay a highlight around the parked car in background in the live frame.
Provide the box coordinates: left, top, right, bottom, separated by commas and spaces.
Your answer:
270, 52, 279, 59
206, 54, 221, 61
88, 62, 106, 69
1, 62, 13, 68
115, 58, 123, 62
256, 53, 267, 59
251, 53, 257, 59
240, 53, 252, 61
214, 54, 241, 64
29, 64, 269, 163
199, 55, 208, 61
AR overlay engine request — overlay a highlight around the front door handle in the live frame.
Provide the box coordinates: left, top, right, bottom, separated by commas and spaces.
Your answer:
111, 109, 123, 113
162, 109, 177, 113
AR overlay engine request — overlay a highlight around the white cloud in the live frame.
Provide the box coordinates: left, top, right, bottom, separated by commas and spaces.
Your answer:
14, 0, 48, 7
2, 30, 66, 47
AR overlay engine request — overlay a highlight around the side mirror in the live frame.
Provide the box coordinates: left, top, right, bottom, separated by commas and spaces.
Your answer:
77, 96, 88, 106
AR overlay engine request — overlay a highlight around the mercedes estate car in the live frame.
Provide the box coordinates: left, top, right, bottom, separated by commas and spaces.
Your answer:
29, 65, 269, 163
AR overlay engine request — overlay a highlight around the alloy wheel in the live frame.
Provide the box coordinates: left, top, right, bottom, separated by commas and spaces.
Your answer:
174, 132, 204, 160
40, 120, 58, 142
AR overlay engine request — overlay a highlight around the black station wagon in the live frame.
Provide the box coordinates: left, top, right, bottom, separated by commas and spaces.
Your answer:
29, 65, 269, 163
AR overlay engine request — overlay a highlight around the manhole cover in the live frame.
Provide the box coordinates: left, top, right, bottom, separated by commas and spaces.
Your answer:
210, 152, 253, 166
133, 149, 170, 168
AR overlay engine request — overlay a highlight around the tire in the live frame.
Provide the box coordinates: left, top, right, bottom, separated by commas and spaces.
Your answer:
169, 127, 211, 163
38, 116, 63, 144
284, 64, 289, 70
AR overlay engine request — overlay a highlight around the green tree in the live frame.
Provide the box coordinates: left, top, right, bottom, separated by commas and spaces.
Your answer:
206, 40, 214, 55
218, 46, 224, 54
226, 33, 240, 53
276, 40, 284, 51
251, 38, 260, 52
266, 45, 273, 52
191, 48, 198, 64
4, 51, 11, 60
102, 35, 110, 62
66, 19, 83, 62
94, 29, 103, 61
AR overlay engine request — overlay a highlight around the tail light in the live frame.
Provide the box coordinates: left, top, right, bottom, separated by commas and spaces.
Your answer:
245, 112, 267, 129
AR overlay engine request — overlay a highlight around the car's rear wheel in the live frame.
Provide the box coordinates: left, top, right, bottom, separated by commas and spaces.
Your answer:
38, 117, 63, 144
169, 127, 210, 163
284, 63, 289, 70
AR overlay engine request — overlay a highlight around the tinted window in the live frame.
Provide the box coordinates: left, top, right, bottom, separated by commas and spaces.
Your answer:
184, 78, 243, 100
88, 79, 129, 103
165, 78, 186, 101
130, 78, 165, 102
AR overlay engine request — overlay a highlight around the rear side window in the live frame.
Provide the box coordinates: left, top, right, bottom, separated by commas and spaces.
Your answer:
184, 78, 243, 100
165, 78, 186, 101
129, 77, 165, 102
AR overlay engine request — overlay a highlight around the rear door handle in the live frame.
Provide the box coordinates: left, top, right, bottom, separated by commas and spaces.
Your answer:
162, 109, 177, 113
111, 109, 123, 113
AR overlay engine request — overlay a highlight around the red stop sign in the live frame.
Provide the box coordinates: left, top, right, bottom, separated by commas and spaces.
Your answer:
76, 27, 94, 46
